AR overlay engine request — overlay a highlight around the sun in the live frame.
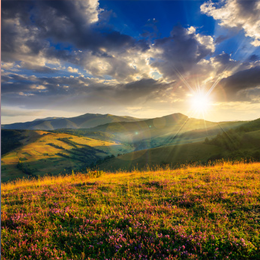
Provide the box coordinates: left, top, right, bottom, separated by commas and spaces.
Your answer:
190, 92, 211, 113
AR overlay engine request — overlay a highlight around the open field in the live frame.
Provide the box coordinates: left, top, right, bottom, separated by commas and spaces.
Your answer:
2, 162, 260, 259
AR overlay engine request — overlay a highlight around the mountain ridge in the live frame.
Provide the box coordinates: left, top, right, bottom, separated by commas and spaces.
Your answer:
2, 113, 145, 130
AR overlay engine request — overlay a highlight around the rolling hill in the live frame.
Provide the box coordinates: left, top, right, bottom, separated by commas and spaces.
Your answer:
1, 130, 135, 182
59, 113, 246, 150
2, 113, 259, 182
97, 121, 260, 171
1, 113, 143, 130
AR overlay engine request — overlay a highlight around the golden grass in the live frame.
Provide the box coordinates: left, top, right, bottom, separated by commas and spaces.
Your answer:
3, 160, 260, 192
2, 161, 260, 259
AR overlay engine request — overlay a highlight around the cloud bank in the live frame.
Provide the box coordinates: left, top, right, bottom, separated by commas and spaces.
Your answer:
2, 0, 260, 122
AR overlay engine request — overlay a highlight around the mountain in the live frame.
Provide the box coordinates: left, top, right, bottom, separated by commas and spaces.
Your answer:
1, 113, 143, 130
2, 114, 259, 182
59, 113, 246, 150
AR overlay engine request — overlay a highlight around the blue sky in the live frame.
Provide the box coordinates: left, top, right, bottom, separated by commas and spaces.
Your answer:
2, 0, 260, 124
99, 0, 215, 38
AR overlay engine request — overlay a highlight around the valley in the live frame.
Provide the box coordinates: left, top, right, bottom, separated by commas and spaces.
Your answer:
2, 112, 260, 183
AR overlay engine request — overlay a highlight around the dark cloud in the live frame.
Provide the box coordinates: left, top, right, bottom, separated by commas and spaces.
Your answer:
248, 54, 259, 62
236, 0, 259, 14
220, 66, 260, 99
1, 0, 148, 63
214, 53, 231, 64
115, 78, 171, 101
212, 53, 240, 74
151, 25, 214, 80
1, 72, 172, 110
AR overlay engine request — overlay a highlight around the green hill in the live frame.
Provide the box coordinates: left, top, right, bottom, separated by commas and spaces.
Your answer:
97, 126, 260, 171
2, 114, 259, 182
1, 130, 134, 182
59, 114, 246, 150
97, 142, 221, 171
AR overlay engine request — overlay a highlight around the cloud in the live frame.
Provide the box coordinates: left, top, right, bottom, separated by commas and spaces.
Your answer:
67, 67, 79, 73
1, 0, 148, 62
1, 108, 41, 117
18, 92, 34, 96
1, 72, 174, 112
220, 66, 260, 98
1, 0, 260, 121
201, 0, 260, 46
150, 26, 215, 82
1, 0, 149, 82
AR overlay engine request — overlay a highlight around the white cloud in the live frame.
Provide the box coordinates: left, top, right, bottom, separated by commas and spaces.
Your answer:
18, 92, 34, 96
1, 62, 15, 70
30, 85, 47, 90
67, 66, 79, 73
201, 0, 260, 46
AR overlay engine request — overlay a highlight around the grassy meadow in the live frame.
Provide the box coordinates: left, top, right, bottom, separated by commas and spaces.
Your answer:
2, 161, 260, 259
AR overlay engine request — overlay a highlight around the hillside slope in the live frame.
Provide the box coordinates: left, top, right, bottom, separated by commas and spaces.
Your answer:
1, 130, 134, 182
61, 114, 246, 149
98, 142, 222, 171
97, 127, 260, 171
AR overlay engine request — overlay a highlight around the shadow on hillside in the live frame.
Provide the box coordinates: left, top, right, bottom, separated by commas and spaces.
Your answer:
1, 130, 43, 156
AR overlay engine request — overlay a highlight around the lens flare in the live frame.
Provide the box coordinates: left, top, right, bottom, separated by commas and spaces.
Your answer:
190, 92, 211, 113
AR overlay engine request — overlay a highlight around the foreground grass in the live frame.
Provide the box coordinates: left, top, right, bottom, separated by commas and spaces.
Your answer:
2, 162, 260, 259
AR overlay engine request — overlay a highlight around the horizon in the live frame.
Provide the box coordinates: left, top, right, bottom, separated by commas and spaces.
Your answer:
2, 0, 260, 125
2, 110, 258, 126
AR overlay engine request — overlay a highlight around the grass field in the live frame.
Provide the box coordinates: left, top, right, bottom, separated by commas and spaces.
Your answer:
2, 162, 260, 259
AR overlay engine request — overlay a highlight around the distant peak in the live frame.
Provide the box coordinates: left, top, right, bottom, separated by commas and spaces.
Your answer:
162, 113, 187, 118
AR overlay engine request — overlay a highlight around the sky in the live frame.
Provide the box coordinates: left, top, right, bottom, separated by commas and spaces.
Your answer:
2, 0, 260, 124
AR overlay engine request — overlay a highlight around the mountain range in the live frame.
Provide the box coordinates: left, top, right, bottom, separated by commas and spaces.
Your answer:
2, 113, 143, 130
2, 112, 260, 182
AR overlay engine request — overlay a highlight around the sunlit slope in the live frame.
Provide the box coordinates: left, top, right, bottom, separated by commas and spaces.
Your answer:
98, 129, 260, 171
1, 130, 134, 182
98, 142, 221, 171
132, 120, 246, 151
2, 162, 260, 259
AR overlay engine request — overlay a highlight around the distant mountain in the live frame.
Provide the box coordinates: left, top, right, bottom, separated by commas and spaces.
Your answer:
75, 113, 222, 143
32, 117, 65, 122
2, 114, 259, 182
56, 113, 247, 149
2, 113, 144, 130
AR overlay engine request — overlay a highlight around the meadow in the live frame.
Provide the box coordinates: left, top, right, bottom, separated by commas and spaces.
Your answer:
2, 161, 260, 259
